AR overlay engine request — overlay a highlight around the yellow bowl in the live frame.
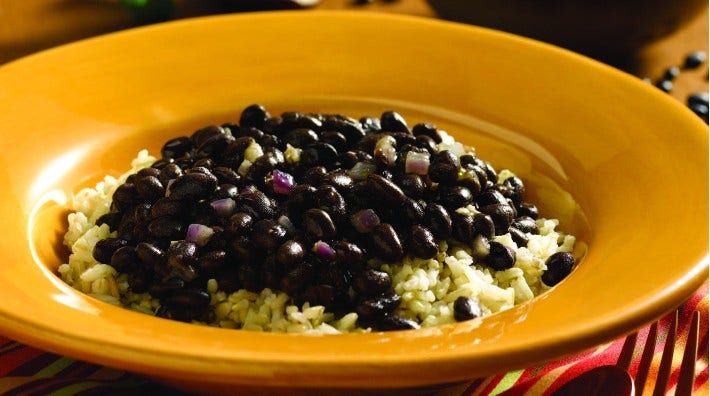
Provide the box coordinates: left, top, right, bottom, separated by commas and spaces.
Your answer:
0, 11, 706, 395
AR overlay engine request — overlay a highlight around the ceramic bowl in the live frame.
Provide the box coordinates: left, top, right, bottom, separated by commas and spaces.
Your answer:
425, 0, 709, 59
0, 11, 706, 395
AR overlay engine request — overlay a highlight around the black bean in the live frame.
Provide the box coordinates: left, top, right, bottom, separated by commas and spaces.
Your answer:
229, 235, 257, 262
147, 216, 185, 240
166, 240, 198, 282
164, 289, 211, 309
127, 266, 153, 294
662, 66, 681, 81
149, 277, 185, 298
302, 208, 337, 241
316, 184, 347, 219
161, 136, 193, 159
355, 292, 401, 320
275, 240, 306, 268
428, 150, 460, 184
353, 268, 391, 297
689, 102, 709, 123
399, 174, 427, 198
476, 189, 508, 207
300, 284, 336, 309
93, 238, 129, 264
360, 116, 381, 133
502, 176, 525, 205
158, 163, 183, 186
281, 261, 316, 294
380, 315, 421, 331
332, 240, 365, 269
508, 227, 529, 247
283, 128, 319, 148
688, 92, 709, 107
234, 190, 277, 219
439, 185, 473, 208
452, 213, 476, 243
135, 175, 164, 202
149, 197, 184, 219
322, 171, 354, 192
213, 183, 238, 200
195, 133, 232, 159
286, 184, 317, 221
300, 142, 340, 167
191, 126, 225, 149
239, 104, 270, 130
453, 296, 481, 321
485, 241, 516, 271
542, 252, 575, 286
281, 111, 323, 131
412, 122, 442, 143
511, 216, 538, 234
367, 174, 406, 204
402, 198, 425, 224
371, 223, 404, 261
423, 203, 452, 239
320, 131, 348, 151
302, 166, 327, 186
683, 50, 707, 69
251, 219, 288, 251
112, 183, 138, 211
516, 202, 539, 219
110, 245, 138, 273
167, 172, 218, 201
96, 211, 121, 230
410, 225, 438, 259
135, 242, 166, 268
656, 79, 673, 93
197, 250, 229, 273
414, 135, 438, 154
322, 115, 366, 145
480, 203, 516, 235
380, 111, 409, 133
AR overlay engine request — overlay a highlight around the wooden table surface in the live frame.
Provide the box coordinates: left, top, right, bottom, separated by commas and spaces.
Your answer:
1, 0, 708, 103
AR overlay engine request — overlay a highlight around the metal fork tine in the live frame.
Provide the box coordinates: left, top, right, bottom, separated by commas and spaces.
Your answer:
653, 310, 679, 396
617, 331, 638, 370
635, 320, 659, 396
675, 310, 700, 396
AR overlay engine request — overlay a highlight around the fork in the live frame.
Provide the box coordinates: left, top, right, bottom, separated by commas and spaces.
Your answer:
554, 309, 701, 396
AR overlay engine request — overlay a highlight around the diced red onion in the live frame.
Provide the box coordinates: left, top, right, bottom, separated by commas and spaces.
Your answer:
405, 151, 430, 175
350, 208, 381, 233
210, 198, 236, 217
348, 162, 377, 180
312, 240, 336, 260
374, 135, 397, 166
272, 169, 295, 194
186, 223, 214, 247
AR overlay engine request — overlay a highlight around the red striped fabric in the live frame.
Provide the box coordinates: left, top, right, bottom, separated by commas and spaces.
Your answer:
1, 283, 707, 395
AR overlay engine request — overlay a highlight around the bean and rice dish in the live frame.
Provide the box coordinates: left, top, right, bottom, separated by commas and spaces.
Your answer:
58, 105, 576, 333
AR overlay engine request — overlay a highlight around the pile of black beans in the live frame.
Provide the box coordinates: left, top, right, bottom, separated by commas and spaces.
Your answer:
91, 104, 571, 331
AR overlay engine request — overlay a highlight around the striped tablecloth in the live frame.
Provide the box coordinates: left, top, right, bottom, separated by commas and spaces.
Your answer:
1, 283, 706, 396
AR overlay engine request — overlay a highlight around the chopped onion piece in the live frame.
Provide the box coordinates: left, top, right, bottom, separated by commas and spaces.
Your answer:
350, 209, 381, 233
405, 151, 430, 175
313, 240, 336, 260
374, 135, 397, 166
272, 169, 295, 194
186, 224, 214, 247
348, 161, 376, 180
210, 198, 236, 217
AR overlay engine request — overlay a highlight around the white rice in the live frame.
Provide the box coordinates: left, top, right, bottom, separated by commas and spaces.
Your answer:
58, 150, 575, 334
